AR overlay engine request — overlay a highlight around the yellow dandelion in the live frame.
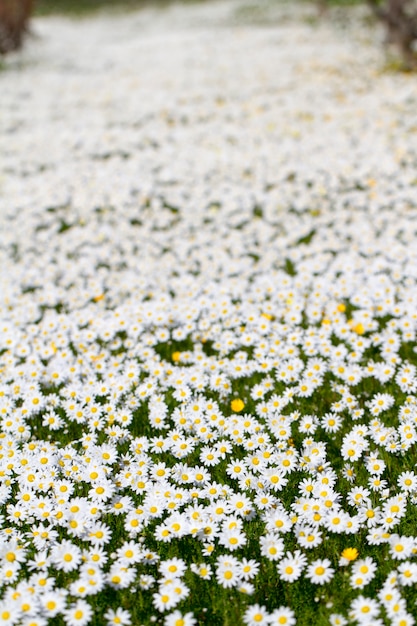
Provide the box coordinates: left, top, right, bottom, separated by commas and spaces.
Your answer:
341, 547, 359, 562
231, 398, 245, 412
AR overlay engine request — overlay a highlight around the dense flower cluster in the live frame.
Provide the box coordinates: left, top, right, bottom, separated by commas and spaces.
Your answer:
1, 2, 417, 625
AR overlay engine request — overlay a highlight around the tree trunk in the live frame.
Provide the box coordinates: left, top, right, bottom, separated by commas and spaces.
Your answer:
367, 0, 417, 68
0, 0, 34, 54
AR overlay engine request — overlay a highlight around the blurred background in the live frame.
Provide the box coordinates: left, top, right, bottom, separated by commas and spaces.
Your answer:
34, 0, 197, 15
34, 0, 363, 14
1, 0, 416, 68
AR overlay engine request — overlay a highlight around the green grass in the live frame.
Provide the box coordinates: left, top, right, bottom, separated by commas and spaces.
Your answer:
33, 0, 366, 18
34, 0, 209, 17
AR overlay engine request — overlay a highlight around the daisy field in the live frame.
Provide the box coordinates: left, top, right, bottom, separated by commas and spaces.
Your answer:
1, 1, 417, 624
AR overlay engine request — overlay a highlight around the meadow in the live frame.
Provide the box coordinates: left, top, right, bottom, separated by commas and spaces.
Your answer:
1, 1, 417, 624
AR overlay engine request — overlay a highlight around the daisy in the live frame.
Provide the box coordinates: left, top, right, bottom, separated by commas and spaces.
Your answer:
39, 591, 67, 618
298, 414, 318, 434
109, 495, 134, 516
350, 558, 377, 589
11, 586, 39, 616
306, 558, 334, 585
397, 561, 417, 586
276, 451, 298, 476
0, 602, 22, 626
269, 607, 296, 626
239, 558, 260, 581
138, 575, 155, 590
298, 478, 315, 497
368, 476, 388, 493
20, 617, 48, 626
229, 492, 253, 517
399, 424, 417, 448
87, 522, 112, 546
159, 558, 187, 579
296, 525, 323, 549
397, 471, 417, 492
277, 550, 306, 582
215, 555, 241, 588
152, 589, 177, 613
365, 455, 386, 475
238, 582, 255, 595
165, 579, 189, 603
341, 439, 365, 462
226, 460, 247, 480
164, 611, 196, 626
378, 583, 402, 607
380, 513, 401, 531
69, 578, 94, 598
190, 563, 212, 580
349, 596, 380, 622
260, 533, 285, 561
0, 539, 27, 565
199, 446, 221, 467
115, 540, 143, 565
347, 486, 371, 508
382, 495, 407, 519
390, 614, 415, 626
340, 461, 355, 483
201, 542, 215, 557
368, 393, 394, 414
107, 563, 136, 589
389, 535, 415, 560
83, 547, 108, 567
51, 540, 82, 573
385, 598, 408, 620
28, 573, 54, 594
88, 479, 115, 503
265, 469, 288, 492
219, 527, 247, 551
192, 466, 210, 484
321, 412, 342, 433
209, 500, 231, 520
325, 509, 349, 533
63, 600, 93, 626
264, 507, 292, 533
243, 604, 270, 625
0, 560, 20, 584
